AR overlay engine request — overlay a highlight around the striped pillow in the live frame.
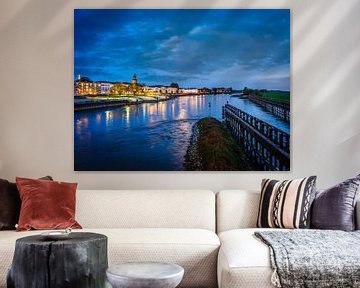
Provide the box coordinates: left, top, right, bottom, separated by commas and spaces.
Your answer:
257, 176, 317, 229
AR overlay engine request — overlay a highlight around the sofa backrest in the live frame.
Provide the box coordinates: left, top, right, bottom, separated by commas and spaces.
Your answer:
217, 190, 360, 232
216, 190, 260, 233
76, 190, 216, 231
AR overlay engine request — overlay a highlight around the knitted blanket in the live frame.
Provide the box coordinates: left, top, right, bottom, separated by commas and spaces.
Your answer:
255, 230, 360, 288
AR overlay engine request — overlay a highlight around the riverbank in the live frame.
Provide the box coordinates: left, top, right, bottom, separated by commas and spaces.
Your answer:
74, 95, 172, 111
74, 93, 235, 112
184, 117, 253, 171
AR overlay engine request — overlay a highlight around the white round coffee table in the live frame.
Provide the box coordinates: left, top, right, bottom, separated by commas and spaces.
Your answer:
106, 262, 184, 288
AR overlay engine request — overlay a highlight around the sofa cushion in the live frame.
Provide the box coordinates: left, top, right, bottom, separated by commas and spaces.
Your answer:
218, 228, 279, 288
0, 228, 220, 288
311, 174, 360, 231
257, 177, 317, 229
16, 177, 82, 231
76, 190, 216, 231
0, 179, 20, 231
0, 176, 53, 230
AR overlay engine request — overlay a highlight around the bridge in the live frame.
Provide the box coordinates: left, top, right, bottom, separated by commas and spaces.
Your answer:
223, 104, 290, 171
248, 94, 290, 122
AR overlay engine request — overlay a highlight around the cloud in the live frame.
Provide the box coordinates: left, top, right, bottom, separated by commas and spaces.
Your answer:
156, 35, 182, 53
74, 9, 290, 89
189, 24, 214, 35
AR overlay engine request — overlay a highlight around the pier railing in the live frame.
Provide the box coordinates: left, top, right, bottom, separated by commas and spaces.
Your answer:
223, 104, 290, 171
248, 94, 290, 122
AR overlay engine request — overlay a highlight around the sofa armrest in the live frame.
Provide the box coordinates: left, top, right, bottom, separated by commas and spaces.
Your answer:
356, 200, 360, 230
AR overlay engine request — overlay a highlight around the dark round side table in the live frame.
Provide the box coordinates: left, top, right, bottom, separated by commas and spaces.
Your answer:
7, 232, 108, 288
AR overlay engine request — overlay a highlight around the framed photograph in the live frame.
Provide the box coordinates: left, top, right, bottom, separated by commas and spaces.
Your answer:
74, 9, 290, 171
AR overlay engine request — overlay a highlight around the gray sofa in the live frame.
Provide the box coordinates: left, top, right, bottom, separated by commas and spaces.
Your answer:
0, 189, 359, 288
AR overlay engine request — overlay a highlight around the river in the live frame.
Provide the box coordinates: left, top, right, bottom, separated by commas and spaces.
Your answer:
74, 94, 290, 171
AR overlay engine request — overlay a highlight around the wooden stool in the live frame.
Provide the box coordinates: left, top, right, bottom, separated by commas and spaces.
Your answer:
7, 232, 108, 288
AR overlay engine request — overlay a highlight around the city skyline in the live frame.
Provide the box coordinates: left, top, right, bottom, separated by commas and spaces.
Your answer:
74, 9, 290, 90
75, 73, 232, 88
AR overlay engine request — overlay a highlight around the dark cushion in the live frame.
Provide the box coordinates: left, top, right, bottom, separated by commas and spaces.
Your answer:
0, 176, 53, 230
0, 179, 20, 230
311, 174, 360, 231
16, 177, 82, 231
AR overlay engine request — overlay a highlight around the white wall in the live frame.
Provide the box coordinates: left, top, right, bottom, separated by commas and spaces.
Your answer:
0, 0, 359, 191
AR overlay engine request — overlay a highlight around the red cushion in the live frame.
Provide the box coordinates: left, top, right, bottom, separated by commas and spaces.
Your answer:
16, 177, 82, 231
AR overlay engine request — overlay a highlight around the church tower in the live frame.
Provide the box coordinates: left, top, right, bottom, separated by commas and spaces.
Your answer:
132, 74, 138, 89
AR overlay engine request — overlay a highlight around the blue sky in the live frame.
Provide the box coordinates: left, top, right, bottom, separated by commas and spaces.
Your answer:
74, 9, 290, 90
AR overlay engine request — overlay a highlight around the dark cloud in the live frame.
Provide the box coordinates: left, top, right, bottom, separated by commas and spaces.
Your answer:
75, 9, 290, 90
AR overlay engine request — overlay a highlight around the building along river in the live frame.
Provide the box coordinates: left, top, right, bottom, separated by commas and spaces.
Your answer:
74, 94, 290, 171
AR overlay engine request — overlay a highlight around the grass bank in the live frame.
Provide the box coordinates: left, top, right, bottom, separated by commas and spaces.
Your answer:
257, 90, 290, 102
185, 117, 252, 171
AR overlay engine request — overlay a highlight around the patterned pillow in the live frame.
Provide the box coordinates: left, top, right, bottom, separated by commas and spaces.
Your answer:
257, 176, 317, 229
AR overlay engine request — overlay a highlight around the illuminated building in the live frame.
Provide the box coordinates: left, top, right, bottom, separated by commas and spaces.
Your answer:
74, 76, 114, 96
110, 83, 131, 95
73, 73, 229, 97
198, 88, 211, 94
74, 76, 99, 96
166, 87, 178, 94
179, 88, 199, 95
97, 82, 113, 95
132, 74, 138, 89
211, 87, 233, 94
143, 86, 161, 95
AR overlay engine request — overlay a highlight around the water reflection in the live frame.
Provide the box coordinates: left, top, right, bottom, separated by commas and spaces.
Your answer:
74, 94, 290, 171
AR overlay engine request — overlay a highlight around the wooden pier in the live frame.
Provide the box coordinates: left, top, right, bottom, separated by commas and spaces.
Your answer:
248, 94, 290, 122
223, 104, 290, 171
